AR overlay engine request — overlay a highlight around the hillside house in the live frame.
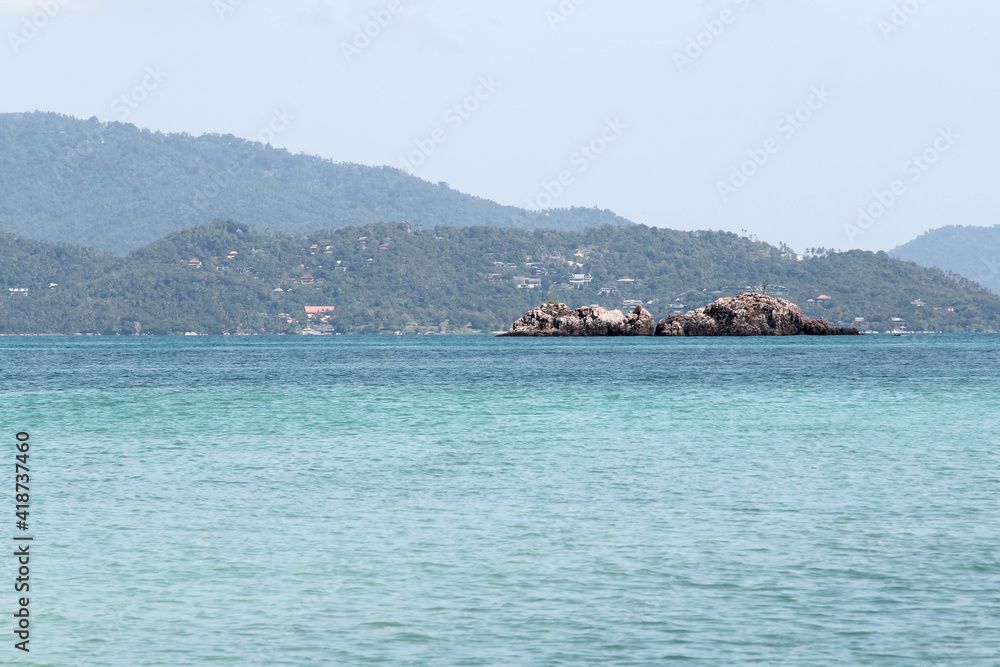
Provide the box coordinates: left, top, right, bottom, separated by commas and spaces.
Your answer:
305, 306, 336, 320
570, 274, 593, 287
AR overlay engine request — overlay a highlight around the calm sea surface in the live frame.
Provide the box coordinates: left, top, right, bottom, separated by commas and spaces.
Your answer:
2, 335, 999, 666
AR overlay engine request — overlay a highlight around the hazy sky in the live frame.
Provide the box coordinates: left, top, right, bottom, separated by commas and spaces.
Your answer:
3, 0, 997, 252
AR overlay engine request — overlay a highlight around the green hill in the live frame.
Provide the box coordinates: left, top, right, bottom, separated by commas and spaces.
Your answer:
2, 221, 997, 335
0, 112, 632, 255
890, 225, 1000, 294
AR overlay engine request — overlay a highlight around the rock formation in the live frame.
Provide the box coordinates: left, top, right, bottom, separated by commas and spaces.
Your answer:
500, 303, 655, 337
502, 294, 860, 337
654, 293, 860, 336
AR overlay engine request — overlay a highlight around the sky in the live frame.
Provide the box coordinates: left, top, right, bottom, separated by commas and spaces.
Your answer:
2, 0, 998, 252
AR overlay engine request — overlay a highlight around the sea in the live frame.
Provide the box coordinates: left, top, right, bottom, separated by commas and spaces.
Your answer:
2, 334, 999, 666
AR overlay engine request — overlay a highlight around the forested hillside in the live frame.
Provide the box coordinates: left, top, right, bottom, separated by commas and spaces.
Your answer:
0, 112, 632, 254
890, 225, 1000, 294
3, 221, 998, 335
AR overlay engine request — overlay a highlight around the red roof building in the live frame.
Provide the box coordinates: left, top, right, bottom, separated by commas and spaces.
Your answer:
305, 306, 336, 319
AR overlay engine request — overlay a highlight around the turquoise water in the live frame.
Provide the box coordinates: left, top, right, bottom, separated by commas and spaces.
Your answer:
2, 335, 999, 665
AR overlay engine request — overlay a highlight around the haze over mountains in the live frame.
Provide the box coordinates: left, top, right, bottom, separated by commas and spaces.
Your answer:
3, 111, 999, 334
0, 112, 631, 255
891, 225, 1000, 294
4, 110, 997, 292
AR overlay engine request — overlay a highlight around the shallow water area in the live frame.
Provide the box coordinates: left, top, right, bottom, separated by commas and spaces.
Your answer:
2, 334, 999, 665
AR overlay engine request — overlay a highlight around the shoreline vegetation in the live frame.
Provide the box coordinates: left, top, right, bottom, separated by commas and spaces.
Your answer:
501, 294, 861, 337
2, 221, 999, 335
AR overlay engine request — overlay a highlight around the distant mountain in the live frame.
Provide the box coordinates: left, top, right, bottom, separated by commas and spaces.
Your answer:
0, 112, 633, 255
890, 225, 1000, 294
3, 221, 998, 335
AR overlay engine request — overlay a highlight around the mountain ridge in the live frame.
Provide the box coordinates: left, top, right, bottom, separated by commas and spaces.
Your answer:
890, 225, 1000, 294
0, 111, 634, 255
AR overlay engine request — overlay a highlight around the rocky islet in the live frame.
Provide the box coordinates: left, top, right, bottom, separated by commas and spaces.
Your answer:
502, 294, 861, 337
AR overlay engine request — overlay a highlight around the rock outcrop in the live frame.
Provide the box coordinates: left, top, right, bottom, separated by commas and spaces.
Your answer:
500, 303, 655, 337
654, 293, 860, 336
502, 295, 860, 337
